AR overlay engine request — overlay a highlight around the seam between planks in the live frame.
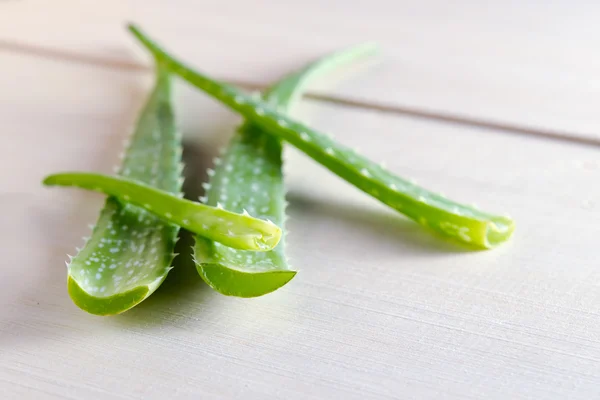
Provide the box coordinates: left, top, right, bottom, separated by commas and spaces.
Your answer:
2, 39, 599, 149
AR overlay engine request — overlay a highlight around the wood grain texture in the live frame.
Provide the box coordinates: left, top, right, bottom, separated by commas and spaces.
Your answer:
2, 51, 600, 399
1, 0, 599, 139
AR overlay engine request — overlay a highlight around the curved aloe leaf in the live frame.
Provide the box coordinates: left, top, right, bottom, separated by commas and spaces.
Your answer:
128, 24, 515, 249
194, 43, 379, 297
43, 172, 281, 251
50, 66, 183, 315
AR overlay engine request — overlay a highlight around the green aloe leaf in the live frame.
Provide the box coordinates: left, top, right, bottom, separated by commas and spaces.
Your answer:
193, 43, 379, 297
128, 24, 515, 249
43, 172, 282, 251
52, 65, 183, 315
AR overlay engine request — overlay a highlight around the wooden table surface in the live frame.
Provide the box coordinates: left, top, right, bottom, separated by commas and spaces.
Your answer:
2, 1, 600, 399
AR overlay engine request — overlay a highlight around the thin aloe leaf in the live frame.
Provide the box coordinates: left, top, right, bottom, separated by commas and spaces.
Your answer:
43, 172, 281, 252
193, 43, 379, 297
49, 66, 182, 315
128, 24, 515, 249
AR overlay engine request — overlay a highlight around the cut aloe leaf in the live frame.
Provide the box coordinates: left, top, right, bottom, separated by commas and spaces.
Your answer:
43, 172, 281, 252
51, 66, 183, 315
128, 24, 515, 249
193, 43, 379, 297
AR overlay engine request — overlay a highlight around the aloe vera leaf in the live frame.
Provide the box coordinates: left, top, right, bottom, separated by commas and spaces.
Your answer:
128, 24, 515, 249
43, 172, 281, 252
48, 66, 182, 315
193, 43, 379, 297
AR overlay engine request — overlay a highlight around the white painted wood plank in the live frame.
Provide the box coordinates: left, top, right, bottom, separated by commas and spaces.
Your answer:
1, 0, 599, 138
2, 52, 600, 399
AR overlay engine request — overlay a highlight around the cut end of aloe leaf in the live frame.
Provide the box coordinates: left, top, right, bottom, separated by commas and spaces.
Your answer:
196, 263, 297, 298
254, 231, 281, 251
423, 211, 515, 249
210, 219, 282, 253
67, 276, 151, 316
483, 216, 515, 249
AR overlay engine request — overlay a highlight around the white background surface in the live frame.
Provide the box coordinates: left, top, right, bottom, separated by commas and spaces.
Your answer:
2, 1, 600, 399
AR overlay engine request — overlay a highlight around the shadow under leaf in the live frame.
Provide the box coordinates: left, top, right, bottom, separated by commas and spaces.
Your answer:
286, 190, 477, 255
